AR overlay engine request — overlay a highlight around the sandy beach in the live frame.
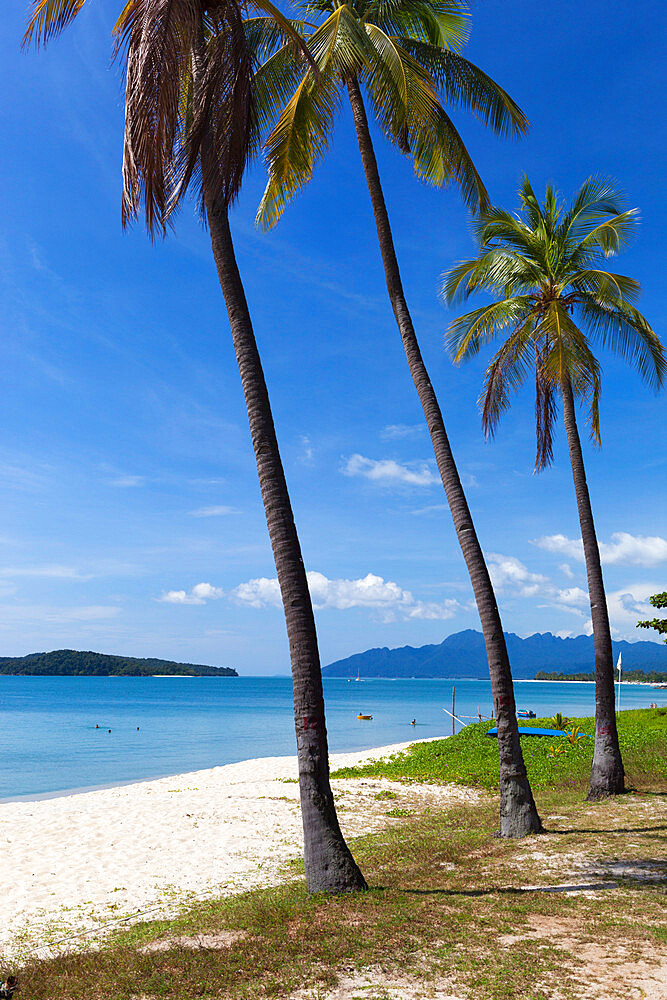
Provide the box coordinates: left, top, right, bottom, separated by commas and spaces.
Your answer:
1, 738, 479, 960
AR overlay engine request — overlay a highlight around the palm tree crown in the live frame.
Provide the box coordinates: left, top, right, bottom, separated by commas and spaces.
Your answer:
24, 0, 314, 234
250, 0, 528, 227
442, 176, 665, 467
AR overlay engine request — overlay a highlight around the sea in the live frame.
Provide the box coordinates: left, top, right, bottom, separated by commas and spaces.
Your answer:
1, 675, 664, 801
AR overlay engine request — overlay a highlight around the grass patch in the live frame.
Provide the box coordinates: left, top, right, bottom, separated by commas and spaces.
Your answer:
332, 708, 667, 794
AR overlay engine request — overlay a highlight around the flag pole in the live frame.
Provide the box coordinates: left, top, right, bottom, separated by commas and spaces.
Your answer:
616, 652, 622, 717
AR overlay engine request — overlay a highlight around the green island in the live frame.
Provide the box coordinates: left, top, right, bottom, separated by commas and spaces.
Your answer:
0, 649, 237, 677
17, 708, 666, 1000
536, 669, 667, 683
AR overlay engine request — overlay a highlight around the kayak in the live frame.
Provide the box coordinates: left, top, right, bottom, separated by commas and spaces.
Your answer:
357, 714, 373, 720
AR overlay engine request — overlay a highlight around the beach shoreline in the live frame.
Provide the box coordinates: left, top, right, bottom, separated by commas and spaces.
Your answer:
1, 735, 478, 960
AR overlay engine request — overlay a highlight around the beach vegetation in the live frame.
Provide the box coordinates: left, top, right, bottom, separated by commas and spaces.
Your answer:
637, 591, 667, 642
550, 712, 569, 730
332, 708, 666, 793
250, 0, 541, 839
539, 669, 667, 682
442, 176, 666, 801
23, 0, 366, 895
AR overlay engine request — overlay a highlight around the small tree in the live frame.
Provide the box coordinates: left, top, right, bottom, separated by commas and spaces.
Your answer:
637, 592, 667, 642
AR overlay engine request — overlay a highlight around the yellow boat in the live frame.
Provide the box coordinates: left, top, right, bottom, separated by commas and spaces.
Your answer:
357, 714, 373, 720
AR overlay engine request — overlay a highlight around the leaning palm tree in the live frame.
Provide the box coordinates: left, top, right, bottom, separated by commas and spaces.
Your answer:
442, 176, 666, 798
24, 0, 366, 892
250, 0, 542, 835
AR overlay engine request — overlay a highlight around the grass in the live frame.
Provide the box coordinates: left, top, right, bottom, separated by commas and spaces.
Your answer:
4, 708, 665, 1000
332, 707, 667, 794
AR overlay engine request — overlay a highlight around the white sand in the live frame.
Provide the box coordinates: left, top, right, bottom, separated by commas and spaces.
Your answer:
1, 739, 479, 959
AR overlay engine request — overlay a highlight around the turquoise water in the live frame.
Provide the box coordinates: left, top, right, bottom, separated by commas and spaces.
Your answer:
1, 675, 664, 800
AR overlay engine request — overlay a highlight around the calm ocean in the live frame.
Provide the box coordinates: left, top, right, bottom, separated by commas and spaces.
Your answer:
1, 675, 664, 801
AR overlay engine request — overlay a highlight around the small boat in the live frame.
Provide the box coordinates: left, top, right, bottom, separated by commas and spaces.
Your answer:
517, 709, 536, 719
357, 714, 373, 720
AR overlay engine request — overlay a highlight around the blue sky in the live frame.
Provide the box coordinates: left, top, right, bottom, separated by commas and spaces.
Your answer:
1, 0, 665, 674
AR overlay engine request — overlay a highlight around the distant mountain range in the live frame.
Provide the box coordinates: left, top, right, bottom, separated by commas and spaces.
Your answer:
322, 629, 667, 679
0, 650, 238, 677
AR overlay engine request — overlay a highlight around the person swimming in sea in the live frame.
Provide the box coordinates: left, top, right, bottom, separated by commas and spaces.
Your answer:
410, 719, 416, 726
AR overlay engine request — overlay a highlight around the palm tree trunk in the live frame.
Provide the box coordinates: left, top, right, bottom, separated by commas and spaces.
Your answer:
204, 196, 367, 891
561, 378, 624, 798
346, 77, 541, 836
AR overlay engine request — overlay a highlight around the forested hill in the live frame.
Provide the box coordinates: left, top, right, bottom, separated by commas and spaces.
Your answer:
0, 650, 238, 677
322, 629, 667, 679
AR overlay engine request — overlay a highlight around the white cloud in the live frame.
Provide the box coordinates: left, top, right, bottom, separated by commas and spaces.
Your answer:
158, 582, 224, 605
342, 454, 439, 487
559, 563, 575, 579
299, 435, 314, 464
189, 505, 239, 518
554, 586, 589, 607
605, 583, 661, 632
233, 571, 461, 622
109, 475, 145, 488
0, 604, 121, 623
0, 565, 90, 580
486, 554, 548, 598
381, 424, 424, 440
533, 531, 667, 567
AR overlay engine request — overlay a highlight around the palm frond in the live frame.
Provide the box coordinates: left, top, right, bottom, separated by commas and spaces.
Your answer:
558, 176, 625, 241
576, 209, 640, 257
534, 347, 558, 470
251, 40, 309, 151
392, 51, 486, 208
23, 0, 88, 48
364, 0, 469, 49
569, 269, 641, 305
397, 42, 528, 137
360, 23, 409, 143
257, 65, 341, 229
446, 295, 532, 362
578, 297, 666, 391
114, 0, 203, 235
479, 315, 536, 438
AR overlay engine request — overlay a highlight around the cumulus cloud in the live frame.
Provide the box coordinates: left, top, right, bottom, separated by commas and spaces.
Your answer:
159, 582, 224, 605
189, 505, 239, 517
233, 571, 461, 622
486, 554, 548, 598
342, 454, 438, 487
533, 531, 667, 567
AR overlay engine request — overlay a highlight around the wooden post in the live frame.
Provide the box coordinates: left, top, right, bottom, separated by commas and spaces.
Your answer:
452, 686, 455, 735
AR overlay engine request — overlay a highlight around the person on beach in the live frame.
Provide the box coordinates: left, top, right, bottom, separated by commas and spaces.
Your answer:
0, 975, 18, 998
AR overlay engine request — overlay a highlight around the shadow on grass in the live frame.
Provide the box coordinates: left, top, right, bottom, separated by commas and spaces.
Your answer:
375, 881, 620, 898
546, 823, 667, 835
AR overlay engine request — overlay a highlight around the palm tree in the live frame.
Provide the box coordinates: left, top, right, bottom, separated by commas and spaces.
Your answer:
250, 0, 542, 835
24, 0, 366, 892
442, 176, 665, 799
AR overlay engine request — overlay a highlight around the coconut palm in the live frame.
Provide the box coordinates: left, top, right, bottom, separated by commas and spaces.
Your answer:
442, 176, 666, 798
24, 0, 366, 892
250, 0, 542, 836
